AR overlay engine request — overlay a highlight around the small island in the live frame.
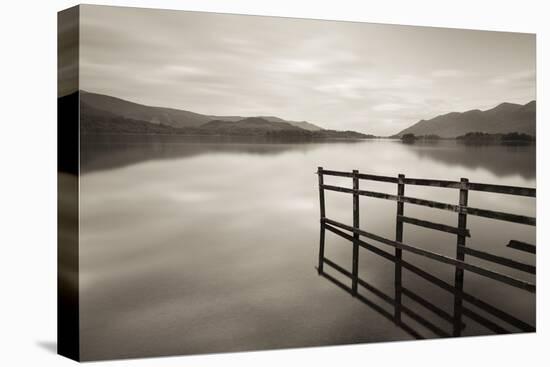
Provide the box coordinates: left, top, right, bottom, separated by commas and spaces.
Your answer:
400, 133, 441, 143
398, 132, 535, 145
456, 132, 535, 144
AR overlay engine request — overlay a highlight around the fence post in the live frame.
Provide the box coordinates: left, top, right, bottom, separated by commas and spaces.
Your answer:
352, 169, 360, 296
318, 167, 326, 274
395, 174, 405, 322
453, 177, 469, 336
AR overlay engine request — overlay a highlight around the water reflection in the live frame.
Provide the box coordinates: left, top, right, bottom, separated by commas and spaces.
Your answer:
78, 136, 535, 360
318, 224, 534, 339
81, 136, 535, 180
399, 141, 535, 179
81, 135, 343, 174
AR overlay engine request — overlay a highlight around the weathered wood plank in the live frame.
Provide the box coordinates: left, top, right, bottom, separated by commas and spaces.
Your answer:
461, 246, 535, 274
317, 167, 326, 274
357, 189, 399, 201
403, 177, 461, 189
398, 215, 471, 237
321, 169, 535, 197
400, 195, 462, 212
395, 174, 405, 322
507, 240, 536, 254
323, 218, 536, 293
321, 169, 399, 183
353, 188, 463, 213
352, 170, 360, 295
322, 184, 354, 194
468, 182, 536, 197
453, 177, 469, 336
356, 172, 398, 183
465, 206, 535, 226
317, 167, 326, 218
319, 169, 353, 178
402, 177, 536, 197
323, 183, 536, 226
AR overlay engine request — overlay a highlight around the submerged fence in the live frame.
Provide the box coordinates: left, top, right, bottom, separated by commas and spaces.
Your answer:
316, 167, 535, 337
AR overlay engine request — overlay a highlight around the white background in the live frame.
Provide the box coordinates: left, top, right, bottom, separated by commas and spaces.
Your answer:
0, 0, 547, 366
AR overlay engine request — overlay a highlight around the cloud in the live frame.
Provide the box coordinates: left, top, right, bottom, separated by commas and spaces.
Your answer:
371, 103, 406, 112
78, 5, 536, 136
265, 58, 325, 74
489, 70, 536, 86
432, 69, 473, 78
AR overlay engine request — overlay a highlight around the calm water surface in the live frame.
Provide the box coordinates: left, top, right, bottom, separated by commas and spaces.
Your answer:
78, 136, 535, 360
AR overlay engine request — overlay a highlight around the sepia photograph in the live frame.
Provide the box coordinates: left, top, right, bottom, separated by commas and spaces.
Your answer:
57, 4, 535, 362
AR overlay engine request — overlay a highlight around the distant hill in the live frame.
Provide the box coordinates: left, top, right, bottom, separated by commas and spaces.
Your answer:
202, 117, 304, 133
395, 101, 536, 138
80, 91, 323, 131
80, 98, 184, 135
207, 115, 321, 131
258, 117, 321, 131
74, 92, 373, 139
81, 91, 212, 128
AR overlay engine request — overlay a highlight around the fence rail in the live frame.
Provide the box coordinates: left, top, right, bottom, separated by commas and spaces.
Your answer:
316, 167, 536, 337
319, 169, 536, 197
321, 185, 535, 226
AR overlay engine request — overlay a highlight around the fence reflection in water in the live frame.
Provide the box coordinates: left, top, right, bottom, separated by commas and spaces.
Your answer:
316, 167, 535, 338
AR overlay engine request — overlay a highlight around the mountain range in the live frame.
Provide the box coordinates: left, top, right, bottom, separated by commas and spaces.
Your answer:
72, 91, 536, 139
80, 91, 322, 132
395, 100, 536, 138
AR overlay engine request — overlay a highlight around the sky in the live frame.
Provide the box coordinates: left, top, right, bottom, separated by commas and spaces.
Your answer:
78, 5, 536, 136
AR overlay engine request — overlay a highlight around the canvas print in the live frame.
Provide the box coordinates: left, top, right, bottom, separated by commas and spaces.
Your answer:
58, 5, 536, 362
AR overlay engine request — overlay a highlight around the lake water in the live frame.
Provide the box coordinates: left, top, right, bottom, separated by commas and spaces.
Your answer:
77, 136, 536, 360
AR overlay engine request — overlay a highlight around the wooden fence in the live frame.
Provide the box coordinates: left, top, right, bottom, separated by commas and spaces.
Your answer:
316, 167, 536, 337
